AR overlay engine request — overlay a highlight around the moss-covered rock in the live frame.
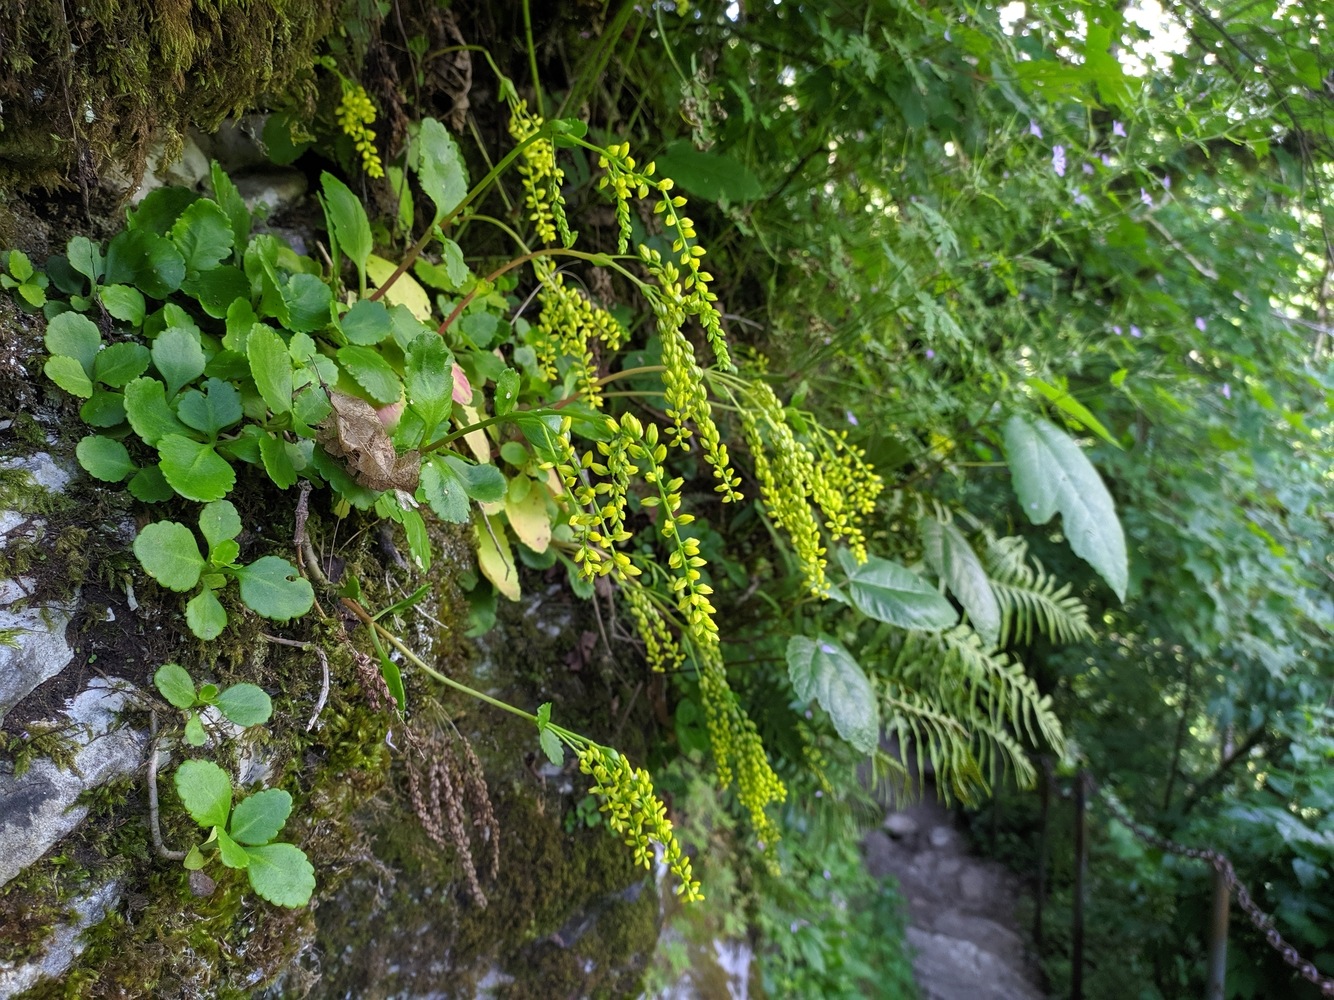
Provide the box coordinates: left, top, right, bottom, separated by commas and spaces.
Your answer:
0, 0, 344, 190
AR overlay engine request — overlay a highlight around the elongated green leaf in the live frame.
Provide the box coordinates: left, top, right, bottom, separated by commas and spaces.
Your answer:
1003, 415, 1128, 600
493, 368, 520, 416
154, 663, 197, 709
841, 552, 958, 631
258, 433, 299, 489
229, 788, 292, 845
786, 635, 880, 753
1026, 377, 1121, 450
416, 117, 469, 223
405, 332, 453, 432
233, 556, 314, 621
539, 728, 564, 766
321, 173, 372, 279
243, 843, 315, 907
173, 759, 232, 829
922, 519, 1001, 647
248, 325, 294, 414
337, 346, 402, 405
158, 434, 235, 502
133, 520, 205, 591
216, 827, 251, 869
214, 683, 273, 728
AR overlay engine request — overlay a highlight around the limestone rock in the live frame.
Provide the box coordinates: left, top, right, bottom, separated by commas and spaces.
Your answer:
0, 879, 122, 995
0, 678, 147, 888
0, 577, 76, 726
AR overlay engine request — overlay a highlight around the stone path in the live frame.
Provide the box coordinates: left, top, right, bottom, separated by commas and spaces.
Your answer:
863, 794, 1045, 1000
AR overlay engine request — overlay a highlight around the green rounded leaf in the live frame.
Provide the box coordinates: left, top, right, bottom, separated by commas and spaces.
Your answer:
158, 434, 235, 502
842, 553, 959, 631
177, 377, 243, 435
173, 758, 232, 829
152, 326, 206, 398
44, 355, 94, 398
416, 118, 469, 223
442, 454, 505, 504
182, 266, 250, 320
123, 377, 189, 445
99, 284, 146, 325
216, 827, 251, 869
76, 434, 135, 482
127, 465, 174, 503
171, 198, 234, 273
199, 499, 243, 547
44, 311, 101, 374
184, 714, 208, 746
214, 683, 272, 728
339, 298, 392, 346
229, 788, 292, 845
336, 346, 402, 406
185, 588, 228, 640
233, 556, 314, 621
154, 663, 197, 710
786, 635, 880, 754
79, 390, 126, 427
93, 342, 151, 388
280, 273, 332, 334
243, 842, 314, 908
419, 456, 470, 522
133, 520, 205, 592
258, 433, 299, 489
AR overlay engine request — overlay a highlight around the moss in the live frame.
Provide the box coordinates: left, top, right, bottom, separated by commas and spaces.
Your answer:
0, 0, 355, 191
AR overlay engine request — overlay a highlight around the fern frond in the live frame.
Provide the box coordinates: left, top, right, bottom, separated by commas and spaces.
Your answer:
982, 534, 1094, 645
881, 684, 987, 804
936, 628, 1066, 752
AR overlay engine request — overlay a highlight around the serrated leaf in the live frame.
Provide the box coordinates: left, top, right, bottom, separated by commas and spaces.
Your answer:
233, 556, 314, 621
123, 377, 189, 444
493, 368, 520, 416
405, 332, 452, 432
184, 714, 208, 746
786, 635, 880, 753
209, 539, 240, 567
215, 683, 273, 728
171, 199, 234, 274
128, 465, 174, 502
45, 311, 101, 374
216, 827, 251, 869
76, 434, 135, 482
79, 390, 126, 427
44, 355, 94, 398
247, 325, 294, 414
922, 519, 1001, 647
211, 161, 251, 252
416, 117, 469, 223
177, 378, 243, 435
93, 342, 151, 388
7, 249, 33, 281
152, 327, 206, 397
128, 231, 187, 298
243, 843, 315, 908
127, 187, 198, 235
158, 434, 235, 502
841, 553, 959, 631
339, 298, 392, 346
173, 759, 232, 829
476, 516, 519, 601
1004, 414, 1128, 600
438, 238, 469, 288
321, 173, 371, 280
281, 273, 332, 333
65, 235, 104, 285
134, 520, 205, 591
154, 663, 197, 709
537, 702, 552, 728
229, 788, 292, 845
443, 454, 505, 503
337, 345, 402, 405
419, 455, 470, 522
99, 284, 146, 325
186, 588, 228, 640
539, 728, 564, 766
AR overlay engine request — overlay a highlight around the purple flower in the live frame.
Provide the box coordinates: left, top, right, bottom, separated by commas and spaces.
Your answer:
1113, 120, 1126, 138
925, 348, 936, 360
1082, 161, 1094, 175
1161, 174, 1171, 189
845, 410, 859, 426
1221, 383, 1231, 400
1195, 316, 1207, 332
1130, 325, 1143, 338
1102, 153, 1114, 167
1052, 145, 1067, 177
1140, 188, 1154, 207
1074, 191, 1092, 208
1029, 120, 1043, 138
1112, 325, 1123, 335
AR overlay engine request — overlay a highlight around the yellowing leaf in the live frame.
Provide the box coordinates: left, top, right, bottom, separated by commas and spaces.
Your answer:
458, 403, 491, 464
505, 480, 552, 553
365, 254, 432, 320
476, 515, 520, 601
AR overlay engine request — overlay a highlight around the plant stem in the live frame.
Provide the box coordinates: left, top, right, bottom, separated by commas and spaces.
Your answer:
523, 0, 544, 119
420, 407, 568, 454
